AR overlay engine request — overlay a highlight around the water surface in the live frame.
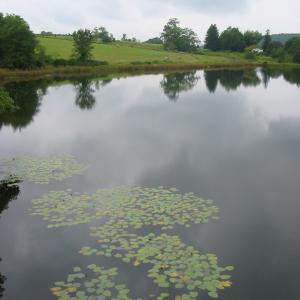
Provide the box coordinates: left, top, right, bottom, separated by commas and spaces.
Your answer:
0, 68, 300, 300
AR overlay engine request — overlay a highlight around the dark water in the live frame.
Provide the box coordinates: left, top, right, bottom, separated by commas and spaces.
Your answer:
0, 68, 300, 300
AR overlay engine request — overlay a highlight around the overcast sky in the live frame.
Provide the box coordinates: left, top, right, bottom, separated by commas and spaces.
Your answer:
1, 0, 299, 41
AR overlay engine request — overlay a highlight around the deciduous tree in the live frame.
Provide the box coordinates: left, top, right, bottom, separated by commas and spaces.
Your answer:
243, 30, 262, 47
72, 29, 94, 62
93, 27, 115, 43
161, 18, 199, 52
0, 14, 37, 68
220, 27, 245, 52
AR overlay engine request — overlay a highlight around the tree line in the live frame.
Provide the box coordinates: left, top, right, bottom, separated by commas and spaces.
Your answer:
204, 24, 300, 63
1, 13, 300, 69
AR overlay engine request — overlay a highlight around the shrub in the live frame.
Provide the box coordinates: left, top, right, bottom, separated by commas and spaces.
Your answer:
293, 49, 300, 64
52, 59, 70, 67
34, 45, 53, 67
244, 52, 256, 60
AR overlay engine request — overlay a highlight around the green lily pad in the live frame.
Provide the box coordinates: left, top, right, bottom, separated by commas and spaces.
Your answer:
1, 155, 89, 184
31, 186, 233, 300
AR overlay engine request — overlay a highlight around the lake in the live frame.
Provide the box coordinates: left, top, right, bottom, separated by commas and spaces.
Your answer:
0, 68, 300, 300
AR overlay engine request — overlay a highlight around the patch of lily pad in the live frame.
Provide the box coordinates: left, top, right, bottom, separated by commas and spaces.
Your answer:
30, 186, 234, 299
30, 186, 219, 228
1, 155, 89, 184
83, 229, 233, 299
50, 265, 131, 300
30, 190, 94, 227
51, 264, 174, 300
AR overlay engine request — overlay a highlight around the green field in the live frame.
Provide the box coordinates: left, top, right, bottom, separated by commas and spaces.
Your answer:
1, 36, 281, 83
38, 36, 255, 65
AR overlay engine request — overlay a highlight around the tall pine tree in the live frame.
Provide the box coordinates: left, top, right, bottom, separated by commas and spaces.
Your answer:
262, 29, 272, 54
204, 24, 220, 51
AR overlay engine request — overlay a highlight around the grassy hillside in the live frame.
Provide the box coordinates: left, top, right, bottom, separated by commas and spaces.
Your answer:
38, 36, 251, 65
1, 36, 284, 82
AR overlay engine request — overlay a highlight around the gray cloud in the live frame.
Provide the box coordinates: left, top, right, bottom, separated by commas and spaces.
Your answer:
0, 0, 299, 40
162, 0, 250, 13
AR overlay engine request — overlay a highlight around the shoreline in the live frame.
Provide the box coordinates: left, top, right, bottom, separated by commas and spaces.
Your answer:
0, 62, 299, 83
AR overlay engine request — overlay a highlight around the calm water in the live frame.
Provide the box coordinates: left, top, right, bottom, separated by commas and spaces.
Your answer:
0, 68, 300, 300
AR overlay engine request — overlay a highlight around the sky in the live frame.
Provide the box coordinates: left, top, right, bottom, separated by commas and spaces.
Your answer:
0, 0, 299, 41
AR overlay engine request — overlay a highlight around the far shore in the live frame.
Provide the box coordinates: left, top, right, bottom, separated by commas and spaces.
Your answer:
1, 61, 300, 84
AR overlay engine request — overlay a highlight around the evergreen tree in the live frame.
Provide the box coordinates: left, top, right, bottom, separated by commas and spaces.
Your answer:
262, 29, 272, 54
204, 71, 219, 93
204, 24, 220, 51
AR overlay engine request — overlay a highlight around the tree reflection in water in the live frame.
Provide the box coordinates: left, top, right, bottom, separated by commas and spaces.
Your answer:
73, 78, 112, 110
160, 71, 200, 101
161, 68, 299, 97
0, 77, 114, 132
0, 80, 49, 131
204, 69, 261, 92
0, 263, 5, 299
281, 69, 300, 87
260, 68, 282, 88
0, 176, 21, 298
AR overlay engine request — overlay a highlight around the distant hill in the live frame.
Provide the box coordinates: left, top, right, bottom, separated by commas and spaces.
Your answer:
271, 33, 300, 44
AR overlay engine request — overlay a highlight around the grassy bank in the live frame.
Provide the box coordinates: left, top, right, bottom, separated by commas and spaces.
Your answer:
0, 63, 260, 83
0, 36, 299, 83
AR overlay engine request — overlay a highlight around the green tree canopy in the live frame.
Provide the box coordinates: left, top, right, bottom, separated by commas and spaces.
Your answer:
161, 18, 199, 52
243, 30, 262, 47
283, 37, 300, 63
285, 37, 300, 54
93, 27, 115, 43
144, 37, 163, 44
293, 49, 300, 63
204, 24, 221, 51
72, 29, 94, 62
268, 41, 285, 61
220, 27, 245, 52
0, 13, 37, 69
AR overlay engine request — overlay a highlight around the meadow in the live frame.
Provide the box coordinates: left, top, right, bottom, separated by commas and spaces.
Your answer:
38, 36, 254, 65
